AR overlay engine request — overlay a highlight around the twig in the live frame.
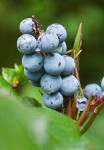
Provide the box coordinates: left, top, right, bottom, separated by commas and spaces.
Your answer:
66, 97, 72, 118
74, 66, 84, 97
32, 15, 44, 39
75, 49, 82, 59
80, 102, 104, 135
65, 49, 73, 55
66, 97, 78, 120
71, 99, 78, 120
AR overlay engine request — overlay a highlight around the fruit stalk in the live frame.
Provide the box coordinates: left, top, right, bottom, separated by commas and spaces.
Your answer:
80, 102, 104, 135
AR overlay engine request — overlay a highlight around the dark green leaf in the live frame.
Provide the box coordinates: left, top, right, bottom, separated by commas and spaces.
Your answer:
22, 96, 42, 107
84, 110, 104, 150
0, 95, 85, 150
20, 83, 44, 106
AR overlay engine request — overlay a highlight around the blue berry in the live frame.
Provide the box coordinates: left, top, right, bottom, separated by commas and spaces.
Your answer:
60, 42, 67, 55
46, 23, 67, 43
29, 80, 40, 87
37, 31, 59, 53
101, 77, 104, 90
17, 34, 37, 54
84, 84, 102, 98
76, 97, 87, 111
40, 74, 62, 93
60, 75, 79, 96
44, 53, 65, 75
20, 18, 34, 34
24, 68, 44, 81
61, 55, 75, 76
53, 42, 67, 55
22, 53, 43, 72
42, 92, 63, 109
53, 45, 63, 54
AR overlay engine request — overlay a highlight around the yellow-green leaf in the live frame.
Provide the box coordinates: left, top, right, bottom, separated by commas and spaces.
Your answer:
71, 23, 82, 57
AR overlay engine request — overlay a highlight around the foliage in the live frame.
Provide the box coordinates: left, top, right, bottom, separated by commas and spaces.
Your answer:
0, 88, 84, 150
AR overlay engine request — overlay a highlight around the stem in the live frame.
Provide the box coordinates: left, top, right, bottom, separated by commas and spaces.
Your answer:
80, 112, 97, 135
71, 99, 78, 119
74, 66, 84, 97
74, 49, 82, 59
66, 97, 72, 118
80, 102, 104, 135
74, 49, 83, 97
32, 15, 44, 39
65, 49, 73, 54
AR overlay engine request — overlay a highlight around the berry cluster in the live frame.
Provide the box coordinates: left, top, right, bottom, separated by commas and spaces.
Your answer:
17, 16, 104, 114
17, 17, 79, 109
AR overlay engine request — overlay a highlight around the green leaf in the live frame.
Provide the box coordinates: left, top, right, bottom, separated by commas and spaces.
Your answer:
22, 96, 42, 107
0, 95, 85, 150
20, 83, 44, 106
71, 23, 82, 57
2, 64, 26, 87
0, 76, 16, 96
84, 110, 104, 150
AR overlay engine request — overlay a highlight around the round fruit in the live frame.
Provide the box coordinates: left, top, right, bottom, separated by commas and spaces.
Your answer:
42, 92, 63, 109
20, 18, 34, 34
53, 42, 67, 55
17, 34, 37, 54
60, 42, 67, 55
46, 23, 67, 43
61, 55, 75, 76
40, 74, 62, 93
60, 75, 79, 96
37, 31, 59, 53
44, 53, 65, 75
76, 97, 87, 111
22, 53, 43, 72
84, 83, 102, 98
24, 68, 44, 81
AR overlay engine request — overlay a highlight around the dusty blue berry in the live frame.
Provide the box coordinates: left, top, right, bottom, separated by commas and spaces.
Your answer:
60, 75, 79, 96
40, 74, 62, 93
20, 18, 34, 34
24, 68, 44, 81
22, 53, 43, 72
53, 42, 67, 55
42, 92, 63, 109
44, 53, 65, 75
60, 42, 67, 55
37, 31, 59, 53
61, 55, 75, 76
17, 34, 37, 54
76, 97, 87, 111
84, 83, 102, 98
46, 23, 67, 43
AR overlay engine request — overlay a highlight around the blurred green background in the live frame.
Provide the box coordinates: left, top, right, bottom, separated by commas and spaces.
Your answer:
0, 0, 104, 86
